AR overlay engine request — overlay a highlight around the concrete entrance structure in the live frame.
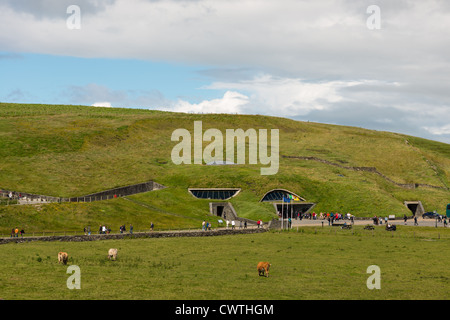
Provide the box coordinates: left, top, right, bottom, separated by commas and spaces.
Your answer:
210, 202, 237, 220
209, 202, 257, 226
404, 201, 425, 217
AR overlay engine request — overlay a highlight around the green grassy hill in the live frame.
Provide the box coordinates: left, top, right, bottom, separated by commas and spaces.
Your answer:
0, 102, 449, 234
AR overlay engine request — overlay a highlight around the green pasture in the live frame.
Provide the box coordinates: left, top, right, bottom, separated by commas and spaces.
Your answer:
0, 226, 449, 300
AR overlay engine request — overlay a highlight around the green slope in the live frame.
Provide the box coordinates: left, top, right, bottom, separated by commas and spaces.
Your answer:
0, 102, 449, 234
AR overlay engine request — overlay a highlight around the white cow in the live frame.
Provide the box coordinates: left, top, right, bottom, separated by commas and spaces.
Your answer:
108, 248, 118, 261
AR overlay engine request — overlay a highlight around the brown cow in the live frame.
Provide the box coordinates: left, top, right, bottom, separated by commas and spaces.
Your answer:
58, 252, 68, 265
257, 261, 271, 277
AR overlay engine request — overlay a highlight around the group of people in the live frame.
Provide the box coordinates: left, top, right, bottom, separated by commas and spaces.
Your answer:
284, 211, 353, 222
10, 227, 24, 238
98, 224, 135, 234
84, 223, 153, 235
202, 220, 212, 231
227, 219, 251, 229
89, 222, 155, 234
4, 191, 18, 200
203, 219, 254, 230
119, 224, 134, 234
98, 225, 111, 234
372, 216, 389, 225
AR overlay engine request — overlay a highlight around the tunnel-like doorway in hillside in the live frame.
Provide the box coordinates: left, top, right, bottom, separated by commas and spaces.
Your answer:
216, 205, 224, 217
210, 202, 238, 221
404, 201, 425, 217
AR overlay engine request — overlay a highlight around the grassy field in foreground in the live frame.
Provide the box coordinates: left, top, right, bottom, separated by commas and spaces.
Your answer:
0, 226, 449, 300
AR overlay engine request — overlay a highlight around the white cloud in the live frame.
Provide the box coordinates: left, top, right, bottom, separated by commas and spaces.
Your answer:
203, 74, 362, 117
423, 124, 450, 136
92, 101, 112, 108
164, 91, 249, 114
1, 0, 449, 82
155, 75, 364, 117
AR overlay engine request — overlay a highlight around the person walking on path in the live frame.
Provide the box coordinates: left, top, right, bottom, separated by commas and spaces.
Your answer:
231, 220, 235, 229
414, 216, 418, 226
130, 224, 133, 234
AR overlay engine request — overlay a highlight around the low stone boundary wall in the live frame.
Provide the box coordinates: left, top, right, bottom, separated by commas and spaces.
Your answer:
0, 228, 268, 245
69, 181, 166, 202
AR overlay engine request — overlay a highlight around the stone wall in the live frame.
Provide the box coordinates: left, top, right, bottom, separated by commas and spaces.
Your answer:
69, 181, 166, 202
1, 180, 166, 204
0, 228, 268, 245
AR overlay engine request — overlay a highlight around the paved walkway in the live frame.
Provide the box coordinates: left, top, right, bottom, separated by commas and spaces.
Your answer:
288, 217, 447, 228
2, 218, 447, 242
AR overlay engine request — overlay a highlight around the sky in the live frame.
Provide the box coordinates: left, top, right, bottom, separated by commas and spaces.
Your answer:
0, 0, 449, 143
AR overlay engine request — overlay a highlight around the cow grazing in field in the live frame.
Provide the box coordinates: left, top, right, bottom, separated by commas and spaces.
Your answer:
58, 252, 68, 265
257, 261, 271, 277
108, 248, 118, 261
